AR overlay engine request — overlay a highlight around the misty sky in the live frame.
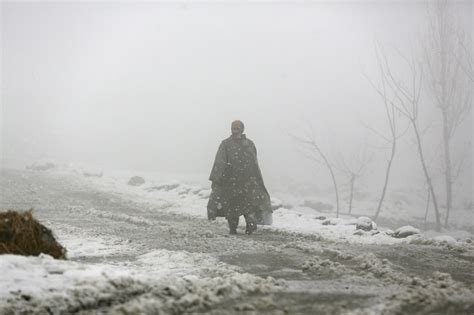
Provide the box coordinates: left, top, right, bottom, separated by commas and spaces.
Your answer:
1, 1, 472, 200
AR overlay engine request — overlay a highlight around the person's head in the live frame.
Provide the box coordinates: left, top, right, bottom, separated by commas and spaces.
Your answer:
231, 120, 245, 137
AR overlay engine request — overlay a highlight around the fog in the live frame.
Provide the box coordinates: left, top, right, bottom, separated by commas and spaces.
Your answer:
1, 1, 472, 201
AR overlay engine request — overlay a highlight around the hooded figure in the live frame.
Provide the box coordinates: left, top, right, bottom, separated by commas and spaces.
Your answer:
207, 120, 272, 234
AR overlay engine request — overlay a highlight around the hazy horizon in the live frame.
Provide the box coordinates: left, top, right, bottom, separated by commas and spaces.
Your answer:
1, 1, 472, 203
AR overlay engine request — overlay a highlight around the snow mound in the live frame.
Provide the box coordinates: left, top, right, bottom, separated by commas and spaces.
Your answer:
302, 256, 348, 275
432, 235, 457, 244
0, 250, 285, 314
0, 254, 140, 313
108, 272, 284, 314
355, 253, 396, 281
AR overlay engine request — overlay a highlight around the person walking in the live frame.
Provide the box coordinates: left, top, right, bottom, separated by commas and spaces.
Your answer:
207, 120, 272, 234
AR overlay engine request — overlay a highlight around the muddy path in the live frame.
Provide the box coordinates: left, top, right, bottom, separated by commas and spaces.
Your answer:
1, 169, 473, 314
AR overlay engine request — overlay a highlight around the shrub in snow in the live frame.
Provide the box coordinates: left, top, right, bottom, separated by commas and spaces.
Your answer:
0, 210, 66, 259
127, 176, 145, 186
303, 199, 334, 212
393, 226, 420, 238
356, 216, 376, 231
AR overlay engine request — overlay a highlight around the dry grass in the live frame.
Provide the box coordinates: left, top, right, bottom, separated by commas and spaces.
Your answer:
0, 209, 66, 259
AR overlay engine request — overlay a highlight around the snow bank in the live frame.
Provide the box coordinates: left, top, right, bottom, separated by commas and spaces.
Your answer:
0, 249, 284, 314
0, 254, 139, 313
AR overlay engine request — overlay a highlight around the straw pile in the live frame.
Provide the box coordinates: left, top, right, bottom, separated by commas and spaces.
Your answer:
0, 209, 66, 259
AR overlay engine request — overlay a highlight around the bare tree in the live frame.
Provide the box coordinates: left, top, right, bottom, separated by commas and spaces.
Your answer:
423, 0, 473, 228
457, 37, 473, 82
292, 127, 340, 217
455, 17, 473, 82
364, 41, 409, 221
423, 186, 431, 226
334, 144, 371, 215
373, 45, 442, 231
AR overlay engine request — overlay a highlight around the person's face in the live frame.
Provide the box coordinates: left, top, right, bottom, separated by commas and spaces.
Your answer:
231, 122, 244, 136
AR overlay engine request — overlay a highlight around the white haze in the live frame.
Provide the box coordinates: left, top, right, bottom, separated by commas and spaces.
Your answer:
1, 1, 472, 203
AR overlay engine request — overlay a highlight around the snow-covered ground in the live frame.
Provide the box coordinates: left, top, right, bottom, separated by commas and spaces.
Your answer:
42, 221, 138, 259
77, 168, 473, 247
1, 166, 473, 314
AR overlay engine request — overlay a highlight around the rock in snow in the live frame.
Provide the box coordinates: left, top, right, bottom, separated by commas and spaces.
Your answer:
393, 225, 420, 238
128, 176, 145, 186
356, 216, 376, 231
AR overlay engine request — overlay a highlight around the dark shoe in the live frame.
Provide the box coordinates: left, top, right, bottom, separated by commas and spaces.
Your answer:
245, 223, 257, 235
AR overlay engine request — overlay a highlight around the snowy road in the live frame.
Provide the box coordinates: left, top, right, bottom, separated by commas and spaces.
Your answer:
1, 169, 473, 314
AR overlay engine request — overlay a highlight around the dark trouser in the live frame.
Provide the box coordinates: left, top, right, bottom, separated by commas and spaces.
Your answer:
227, 213, 256, 232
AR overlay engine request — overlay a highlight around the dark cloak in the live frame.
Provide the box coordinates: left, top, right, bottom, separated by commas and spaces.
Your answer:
207, 135, 272, 225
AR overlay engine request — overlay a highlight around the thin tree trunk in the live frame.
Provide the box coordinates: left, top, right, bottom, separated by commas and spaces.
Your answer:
423, 186, 431, 226
328, 164, 340, 218
374, 139, 396, 220
312, 144, 340, 218
348, 175, 355, 215
442, 113, 453, 228
436, 6, 453, 228
413, 121, 442, 231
